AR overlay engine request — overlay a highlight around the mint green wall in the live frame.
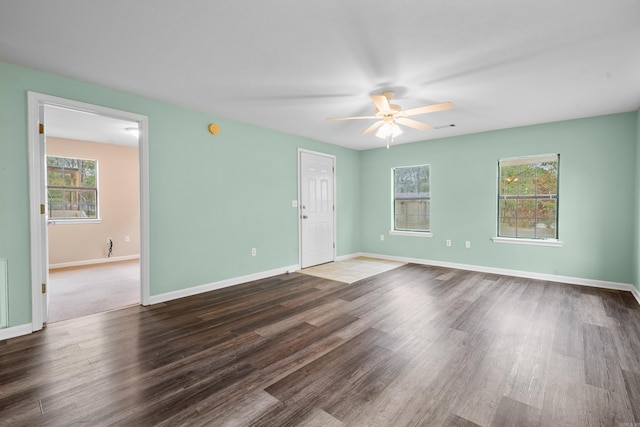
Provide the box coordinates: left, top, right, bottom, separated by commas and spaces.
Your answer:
360, 113, 637, 284
0, 61, 361, 327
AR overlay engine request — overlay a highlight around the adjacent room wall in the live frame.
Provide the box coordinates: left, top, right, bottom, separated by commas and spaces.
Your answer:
47, 137, 140, 266
360, 112, 637, 285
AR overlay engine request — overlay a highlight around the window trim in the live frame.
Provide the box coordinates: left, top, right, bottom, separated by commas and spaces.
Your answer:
392, 164, 431, 235
48, 218, 103, 225
491, 236, 563, 247
388, 230, 433, 238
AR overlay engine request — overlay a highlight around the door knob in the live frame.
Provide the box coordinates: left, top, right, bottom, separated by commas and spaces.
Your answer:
302, 215, 308, 219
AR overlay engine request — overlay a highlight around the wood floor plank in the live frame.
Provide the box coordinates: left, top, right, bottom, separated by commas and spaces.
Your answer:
621, 369, 640, 422
583, 323, 627, 392
553, 309, 585, 360
540, 379, 587, 427
582, 383, 636, 426
491, 396, 541, 426
446, 413, 483, 427
0, 263, 639, 425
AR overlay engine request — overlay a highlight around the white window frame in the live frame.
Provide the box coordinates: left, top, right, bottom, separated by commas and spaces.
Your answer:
389, 164, 433, 238
493, 153, 563, 247
46, 155, 100, 224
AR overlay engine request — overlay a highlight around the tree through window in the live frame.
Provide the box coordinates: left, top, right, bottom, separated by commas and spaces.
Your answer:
498, 154, 558, 239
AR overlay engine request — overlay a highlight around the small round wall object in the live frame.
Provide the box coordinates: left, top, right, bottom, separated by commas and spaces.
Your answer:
208, 123, 220, 135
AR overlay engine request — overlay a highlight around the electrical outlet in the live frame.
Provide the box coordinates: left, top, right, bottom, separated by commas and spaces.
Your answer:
292, 200, 298, 208
446, 239, 451, 247
251, 247, 256, 256
107, 237, 112, 243
380, 234, 385, 241
465, 241, 471, 249
125, 235, 130, 242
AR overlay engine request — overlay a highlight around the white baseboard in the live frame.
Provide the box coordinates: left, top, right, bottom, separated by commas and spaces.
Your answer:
0, 323, 33, 340
360, 252, 639, 298
49, 255, 140, 270
149, 264, 300, 305
335, 252, 364, 262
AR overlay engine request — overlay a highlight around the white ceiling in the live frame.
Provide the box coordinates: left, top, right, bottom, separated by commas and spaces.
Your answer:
1, 1, 639, 150
44, 105, 139, 147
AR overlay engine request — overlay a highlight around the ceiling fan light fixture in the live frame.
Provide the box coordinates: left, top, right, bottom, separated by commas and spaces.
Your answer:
376, 122, 403, 139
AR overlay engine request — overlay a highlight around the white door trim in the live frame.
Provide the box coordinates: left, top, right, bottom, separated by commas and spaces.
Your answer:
27, 92, 151, 332
297, 148, 337, 268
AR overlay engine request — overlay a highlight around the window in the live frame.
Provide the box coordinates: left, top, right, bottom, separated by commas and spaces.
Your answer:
498, 154, 558, 239
47, 156, 98, 220
393, 165, 430, 232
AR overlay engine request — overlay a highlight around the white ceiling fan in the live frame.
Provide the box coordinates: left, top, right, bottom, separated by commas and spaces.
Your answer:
328, 91, 454, 142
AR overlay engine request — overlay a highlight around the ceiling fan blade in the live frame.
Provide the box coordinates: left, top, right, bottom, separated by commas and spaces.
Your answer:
327, 115, 377, 121
402, 102, 454, 117
371, 95, 391, 112
362, 121, 384, 135
396, 117, 432, 131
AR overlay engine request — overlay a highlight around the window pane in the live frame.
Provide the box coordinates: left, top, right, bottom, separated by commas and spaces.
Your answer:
517, 218, 535, 238
48, 189, 64, 216
395, 200, 430, 230
499, 220, 517, 237
499, 199, 517, 219
80, 160, 97, 188
537, 162, 558, 194
395, 165, 429, 197
78, 190, 97, 218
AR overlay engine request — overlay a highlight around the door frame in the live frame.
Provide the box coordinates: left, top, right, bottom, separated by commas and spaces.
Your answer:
27, 92, 151, 331
297, 148, 337, 268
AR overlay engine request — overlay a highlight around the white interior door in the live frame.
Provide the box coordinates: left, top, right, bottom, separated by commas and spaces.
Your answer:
299, 150, 335, 268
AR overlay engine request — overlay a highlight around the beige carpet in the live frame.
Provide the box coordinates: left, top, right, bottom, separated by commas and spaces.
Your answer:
48, 260, 140, 323
299, 256, 406, 283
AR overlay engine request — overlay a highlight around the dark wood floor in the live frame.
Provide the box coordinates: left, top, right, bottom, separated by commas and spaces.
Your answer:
1, 264, 640, 426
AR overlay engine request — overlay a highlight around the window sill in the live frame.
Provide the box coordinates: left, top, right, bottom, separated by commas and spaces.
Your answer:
491, 237, 563, 247
389, 230, 433, 238
48, 218, 102, 225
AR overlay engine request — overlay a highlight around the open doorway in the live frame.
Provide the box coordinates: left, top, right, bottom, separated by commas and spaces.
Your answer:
45, 105, 140, 322
28, 92, 150, 331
